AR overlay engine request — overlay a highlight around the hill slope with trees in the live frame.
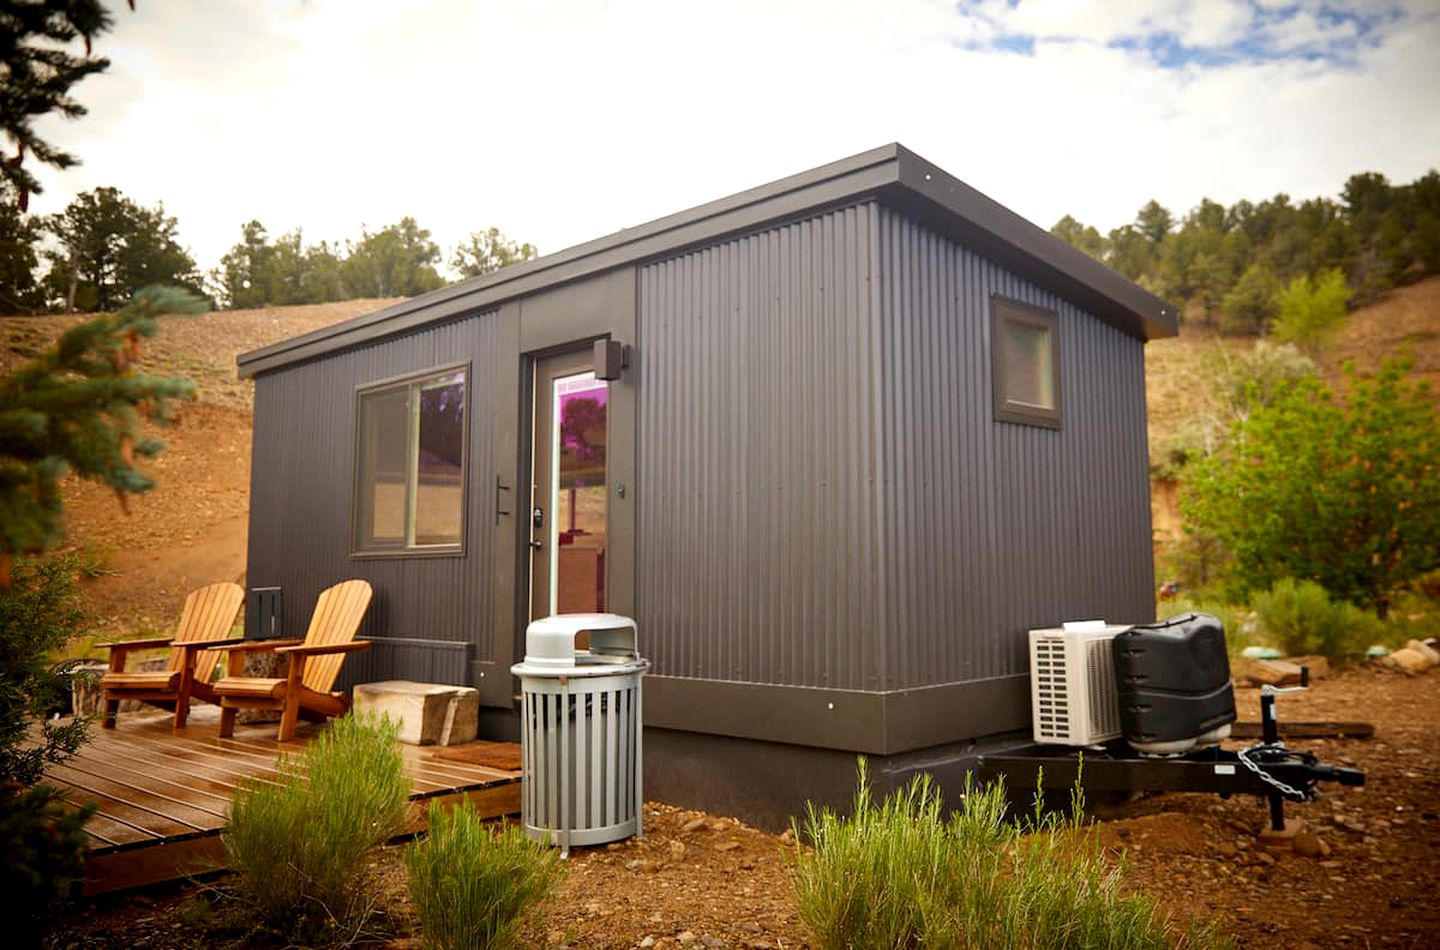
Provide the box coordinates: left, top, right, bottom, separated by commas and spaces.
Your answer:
1053, 168, 1440, 333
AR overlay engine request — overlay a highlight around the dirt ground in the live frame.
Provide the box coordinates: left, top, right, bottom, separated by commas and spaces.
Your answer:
47, 664, 1440, 948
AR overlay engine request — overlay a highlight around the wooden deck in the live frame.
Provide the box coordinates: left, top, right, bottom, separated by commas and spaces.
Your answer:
43, 709, 521, 895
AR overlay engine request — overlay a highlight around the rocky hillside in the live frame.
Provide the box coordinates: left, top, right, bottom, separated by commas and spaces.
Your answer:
2, 278, 1437, 636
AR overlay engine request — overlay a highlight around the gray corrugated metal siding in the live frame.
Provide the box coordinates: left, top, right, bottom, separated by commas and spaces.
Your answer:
246, 312, 499, 684
877, 208, 1154, 690
637, 204, 885, 692
635, 203, 1154, 695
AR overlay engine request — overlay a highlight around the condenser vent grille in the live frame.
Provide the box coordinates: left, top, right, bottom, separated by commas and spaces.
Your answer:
1028, 624, 1129, 746
1032, 636, 1070, 741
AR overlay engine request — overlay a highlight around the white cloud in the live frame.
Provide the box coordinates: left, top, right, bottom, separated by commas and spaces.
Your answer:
990, 0, 1257, 49
20, 0, 1440, 279
1261, 9, 1363, 54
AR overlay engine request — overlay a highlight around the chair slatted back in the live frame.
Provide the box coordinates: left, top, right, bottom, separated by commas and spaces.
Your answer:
163, 582, 245, 683
300, 579, 373, 693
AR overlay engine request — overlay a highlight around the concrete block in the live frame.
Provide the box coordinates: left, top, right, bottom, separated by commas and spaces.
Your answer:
353, 680, 479, 745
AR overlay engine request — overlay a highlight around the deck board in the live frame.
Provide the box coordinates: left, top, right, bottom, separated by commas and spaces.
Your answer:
43, 709, 521, 894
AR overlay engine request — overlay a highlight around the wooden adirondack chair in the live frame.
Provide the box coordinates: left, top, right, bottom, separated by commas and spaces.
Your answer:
97, 582, 246, 729
211, 579, 373, 741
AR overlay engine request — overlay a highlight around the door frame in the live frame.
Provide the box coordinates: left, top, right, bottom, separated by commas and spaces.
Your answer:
477, 269, 638, 709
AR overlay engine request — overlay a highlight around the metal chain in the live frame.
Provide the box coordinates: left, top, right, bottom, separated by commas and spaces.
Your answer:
1236, 743, 1310, 801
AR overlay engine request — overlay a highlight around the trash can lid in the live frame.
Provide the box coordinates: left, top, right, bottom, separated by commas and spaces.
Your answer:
520, 613, 639, 670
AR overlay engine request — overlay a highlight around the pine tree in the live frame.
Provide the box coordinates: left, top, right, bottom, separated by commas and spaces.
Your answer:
451, 226, 539, 279
0, 181, 43, 312
0, 1, 119, 211
0, 284, 206, 588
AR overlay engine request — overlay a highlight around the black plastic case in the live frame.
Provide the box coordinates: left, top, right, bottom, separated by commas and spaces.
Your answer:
1111, 612, 1237, 756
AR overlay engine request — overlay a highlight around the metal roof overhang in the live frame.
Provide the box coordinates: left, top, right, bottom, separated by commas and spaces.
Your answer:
237, 143, 1178, 379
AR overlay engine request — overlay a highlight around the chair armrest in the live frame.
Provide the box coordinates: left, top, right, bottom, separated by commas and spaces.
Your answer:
176, 637, 249, 653
95, 636, 174, 652
275, 640, 371, 657
208, 638, 305, 654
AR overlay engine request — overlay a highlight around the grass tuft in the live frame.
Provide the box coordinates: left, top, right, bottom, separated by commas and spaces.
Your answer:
406, 801, 563, 950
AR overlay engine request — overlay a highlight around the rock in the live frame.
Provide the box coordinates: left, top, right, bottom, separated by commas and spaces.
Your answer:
670, 840, 686, 860
1247, 659, 1305, 687
702, 938, 726, 948
682, 817, 710, 833
1289, 655, 1330, 679
68, 662, 109, 716
1405, 639, 1440, 666
778, 829, 796, 846
678, 931, 697, 945
740, 923, 762, 934
1258, 851, 1277, 866
626, 859, 643, 871
715, 839, 741, 852
640, 938, 656, 948
1294, 831, 1331, 858
1383, 648, 1433, 674
1217, 842, 1238, 858
750, 943, 775, 950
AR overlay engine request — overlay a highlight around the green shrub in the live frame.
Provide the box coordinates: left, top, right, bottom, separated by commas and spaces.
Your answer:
1182, 360, 1440, 618
0, 781, 94, 946
0, 555, 91, 785
789, 761, 1223, 949
223, 713, 408, 943
406, 802, 563, 950
1251, 578, 1382, 659
1271, 268, 1350, 352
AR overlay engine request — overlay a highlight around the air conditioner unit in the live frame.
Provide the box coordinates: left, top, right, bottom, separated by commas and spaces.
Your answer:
1029, 621, 1131, 746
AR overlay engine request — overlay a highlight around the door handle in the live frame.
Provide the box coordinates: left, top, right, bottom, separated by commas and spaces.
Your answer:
529, 539, 543, 550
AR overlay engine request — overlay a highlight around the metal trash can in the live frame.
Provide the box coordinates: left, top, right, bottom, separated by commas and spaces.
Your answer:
511, 613, 647, 856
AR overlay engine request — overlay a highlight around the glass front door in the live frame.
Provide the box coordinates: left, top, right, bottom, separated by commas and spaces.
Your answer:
530, 350, 609, 619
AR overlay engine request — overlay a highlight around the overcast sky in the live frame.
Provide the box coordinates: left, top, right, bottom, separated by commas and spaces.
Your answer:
25, 0, 1440, 278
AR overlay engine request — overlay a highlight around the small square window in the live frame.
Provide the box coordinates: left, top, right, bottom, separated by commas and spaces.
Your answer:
992, 297, 1061, 428
353, 366, 468, 555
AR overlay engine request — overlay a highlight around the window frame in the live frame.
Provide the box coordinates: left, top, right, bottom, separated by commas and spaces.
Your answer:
350, 362, 471, 558
991, 295, 1062, 429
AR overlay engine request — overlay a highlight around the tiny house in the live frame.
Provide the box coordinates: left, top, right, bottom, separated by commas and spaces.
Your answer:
237, 144, 1178, 825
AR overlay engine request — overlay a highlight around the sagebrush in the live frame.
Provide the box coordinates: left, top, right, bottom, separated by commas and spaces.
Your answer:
1251, 578, 1383, 659
222, 713, 408, 943
789, 761, 1226, 949
406, 802, 563, 950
